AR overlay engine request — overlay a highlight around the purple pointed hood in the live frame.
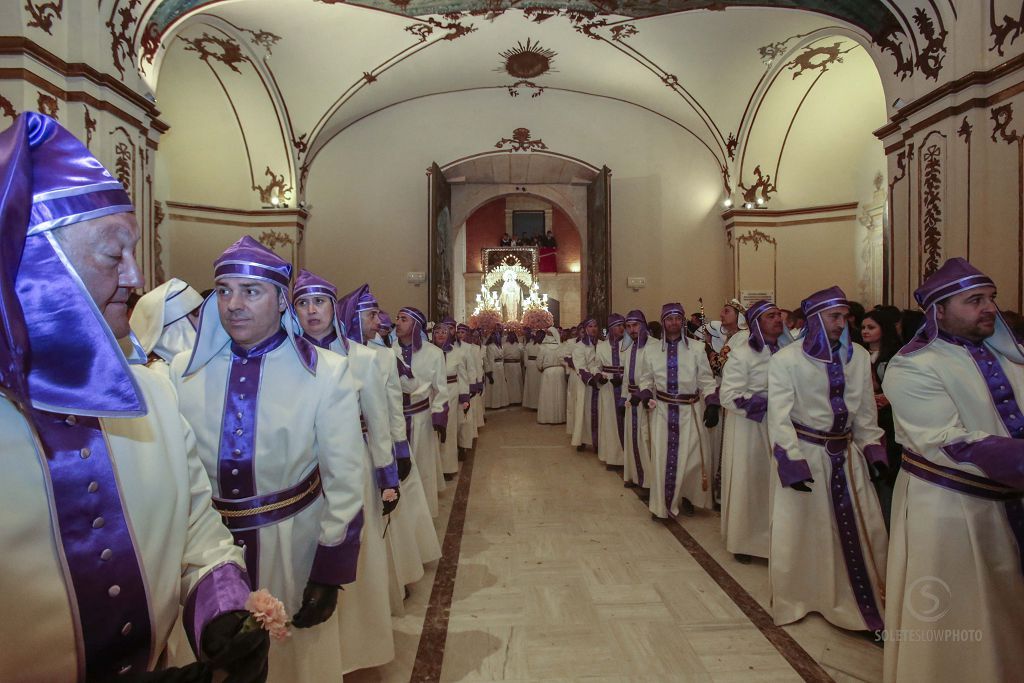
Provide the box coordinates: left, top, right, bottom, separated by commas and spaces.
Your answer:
901, 257, 1024, 361
336, 283, 379, 346
186, 236, 317, 376
399, 306, 427, 351
625, 309, 649, 348
292, 268, 347, 352
801, 286, 852, 364
0, 112, 146, 417
746, 300, 789, 354
660, 302, 687, 348
579, 317, 598, 346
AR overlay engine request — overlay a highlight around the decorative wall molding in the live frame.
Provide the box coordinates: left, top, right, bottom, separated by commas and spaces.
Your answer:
25, 0, 64, 35
106, 0, 142, 81
721, 201, 859, 231
990, 0, 1024, 56
83, 104, 97, 147
0, 93, 15, 122
256, 229, 294, 249
918, 133, 946, 281
737, 165, 777, 205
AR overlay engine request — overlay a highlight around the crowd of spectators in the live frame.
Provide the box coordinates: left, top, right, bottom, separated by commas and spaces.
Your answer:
499, 231, 558, 248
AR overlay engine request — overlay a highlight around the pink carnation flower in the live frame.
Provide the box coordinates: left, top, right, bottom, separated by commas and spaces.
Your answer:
245, 589, 291, 641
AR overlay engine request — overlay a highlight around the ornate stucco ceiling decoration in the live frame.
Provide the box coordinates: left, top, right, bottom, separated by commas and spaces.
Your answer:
498, 39, 557, 78
146, 0, 903, 40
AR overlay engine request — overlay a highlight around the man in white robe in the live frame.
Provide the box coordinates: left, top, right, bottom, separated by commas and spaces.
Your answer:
719, 300, 787, 563
456, 323, 481, 449
393, 307, 449, 517
562, 328, 579, 435
170, 237, 365, 682
130, 277, 203, 377
484, 325, 509, 409
522, 328, 539, 409
766, 285, 888, 633
292, 271, 397, 674
572, 318, 601, 453
353, 302, 441, 607
623, 311, 653, 496
639, 303, 717, 518
503, 329, 524, 405
537, 327, 568, 424
432, 318, 471, 479
881, 258, 1024, 681
595, 313, 627, 467
0, 112, 266, 683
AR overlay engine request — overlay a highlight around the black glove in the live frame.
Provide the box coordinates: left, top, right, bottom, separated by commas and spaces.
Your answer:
291, 581, 339, 629
790, 479, 814, 493
868, 460, 889, 482
397, 457, 412, 481
200, 610, 270, 683
119, 663, 212, 683
703, 404, 720, 429
629, 394, 643, 407
486, 372, 494, 384
597, 375, 609, 385
611, 376, 622, 387
381, 487, 400, 515
434, 424, 447, 444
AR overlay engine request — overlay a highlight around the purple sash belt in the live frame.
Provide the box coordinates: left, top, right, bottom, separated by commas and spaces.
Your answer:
403, 397, 431, 416
601, 365, 624, 374
213, 466, 322, 531
446, 375, 458, 384
655, 390, 698, 405
902, 449, 1023, 501
493, 359, 505, 364
793, 421, 851, 455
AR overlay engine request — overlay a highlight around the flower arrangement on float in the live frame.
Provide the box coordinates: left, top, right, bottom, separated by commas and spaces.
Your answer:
504, 320, 524, 337
521, 307, 553, 331
469, 309, 501, 333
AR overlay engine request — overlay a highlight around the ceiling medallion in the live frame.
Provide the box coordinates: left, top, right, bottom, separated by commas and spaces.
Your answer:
498, 39, 557, 79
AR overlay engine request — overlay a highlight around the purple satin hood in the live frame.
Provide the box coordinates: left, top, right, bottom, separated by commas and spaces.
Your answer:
746, 300, 789, 354
336, 283, 379, 346
901, 257, 1024, 362
1, 112, 146, 416
801, 285, 852, 364
625, 309, 649, 348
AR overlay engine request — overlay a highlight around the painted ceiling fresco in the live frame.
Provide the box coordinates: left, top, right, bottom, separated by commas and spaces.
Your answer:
148, 0, 901, 40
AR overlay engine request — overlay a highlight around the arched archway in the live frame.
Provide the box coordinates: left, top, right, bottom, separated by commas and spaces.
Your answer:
429, 151, 604, 324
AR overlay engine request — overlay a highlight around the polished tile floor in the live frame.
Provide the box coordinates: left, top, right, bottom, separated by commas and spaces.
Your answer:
348, 408, 883, 682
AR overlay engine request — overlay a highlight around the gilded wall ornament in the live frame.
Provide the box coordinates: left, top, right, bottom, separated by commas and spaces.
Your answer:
254, 167, 293, 205
921, 143, 943, 279
106, 0, 141, 80
25, 0, 63, 35
83, 105, 97, 148
738, 165, 777, 205
257, 229, 294, 249
495, 128, 548, 152
991, 0, 1024, 55
991, 103, 1018, 144
498, 39, 557, 79
36, 92, 59, 118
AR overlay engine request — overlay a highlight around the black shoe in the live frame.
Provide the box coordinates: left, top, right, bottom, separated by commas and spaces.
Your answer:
605, 464, 616, 471
734, 553, 752, 565
624, 481, 637, 489
443, 473, 457, 482
651, 513, 662, 522
639, 490, 650, 502
680, 499, 695, 516
576, 444, 586, 452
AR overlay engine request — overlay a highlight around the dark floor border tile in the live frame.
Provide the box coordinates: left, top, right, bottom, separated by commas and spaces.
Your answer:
633, 485, 835, 683
409, 447, 476, 682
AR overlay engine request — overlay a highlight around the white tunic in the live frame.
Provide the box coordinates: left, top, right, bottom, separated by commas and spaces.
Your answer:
523, 341, 543, 409
639, 337, 717, 517
766, 343, 888, 632
571, 341, 599, 448
394, 341, 448, 517
484, 342, 509, 409
324, 337, 395, 673
170, 340, 365, 683
458, 342, 480, 448
370, 344, 440, 600
537, 340, 568, 424
623, 342, 653, 488
562, 341, 578, 435
719, 340, 774, 558
595, 338, 627, 466
503, 341, 524, 404
882, 337, 1024, 682
439, 342, 471, 474
472, 344, 486, 428
0, 368, 246, 682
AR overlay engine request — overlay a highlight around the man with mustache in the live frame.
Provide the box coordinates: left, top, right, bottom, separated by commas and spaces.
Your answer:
623, 311, 653, 496
719, 300, 788, 564
170, 237, 364, 682
0, 113, 266, 682
766, 286, 888, 633
882, 258, 1024, 682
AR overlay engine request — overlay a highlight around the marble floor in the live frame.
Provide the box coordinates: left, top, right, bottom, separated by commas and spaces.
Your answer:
348, 408, 883, 683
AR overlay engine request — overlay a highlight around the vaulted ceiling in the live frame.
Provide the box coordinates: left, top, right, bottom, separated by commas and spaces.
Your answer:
141, 0, 930, 205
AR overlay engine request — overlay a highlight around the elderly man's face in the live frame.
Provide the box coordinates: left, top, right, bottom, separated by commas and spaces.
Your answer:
295, 294, 335, 341
216, 277, 285, 349
55, 212, 143, 338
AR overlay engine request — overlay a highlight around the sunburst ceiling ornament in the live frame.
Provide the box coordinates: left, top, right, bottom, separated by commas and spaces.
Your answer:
498, 39, 557, 79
